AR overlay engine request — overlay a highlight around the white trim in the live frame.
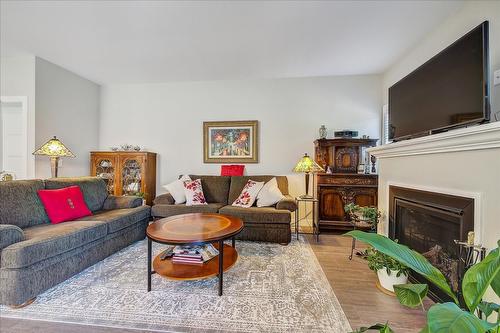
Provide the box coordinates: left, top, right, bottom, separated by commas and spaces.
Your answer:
383, 181, 482, 246
0, 96, 34, 179
367, 121, 500, 159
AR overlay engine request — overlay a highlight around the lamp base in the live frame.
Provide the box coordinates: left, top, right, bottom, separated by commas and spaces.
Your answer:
50, 157, 60, 178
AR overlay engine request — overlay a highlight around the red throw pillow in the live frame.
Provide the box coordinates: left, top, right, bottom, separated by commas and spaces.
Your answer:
221, 165, 245, 176
37, 186, 92, 224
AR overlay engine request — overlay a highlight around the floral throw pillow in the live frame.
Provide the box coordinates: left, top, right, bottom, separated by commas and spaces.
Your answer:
232, 180, 265, 208
184, 179, 207, 206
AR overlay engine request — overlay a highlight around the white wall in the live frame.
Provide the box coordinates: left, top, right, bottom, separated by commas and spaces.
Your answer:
35, 57, 100, 178
0, 56, 36, 178
100, 75, 382, 196
382, 0, 500, 117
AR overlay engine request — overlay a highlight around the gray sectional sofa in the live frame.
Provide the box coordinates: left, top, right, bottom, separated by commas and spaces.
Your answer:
152, 175, 296, 244
0, 177, 150, 306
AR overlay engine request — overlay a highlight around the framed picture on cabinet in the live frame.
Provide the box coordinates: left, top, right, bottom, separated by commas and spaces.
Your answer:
203, 120, 259, 163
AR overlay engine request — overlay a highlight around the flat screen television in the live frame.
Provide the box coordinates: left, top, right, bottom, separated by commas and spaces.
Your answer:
389, 21, 490, 141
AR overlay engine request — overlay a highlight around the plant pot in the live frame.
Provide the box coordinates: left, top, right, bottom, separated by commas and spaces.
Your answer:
376, 269, 408, 292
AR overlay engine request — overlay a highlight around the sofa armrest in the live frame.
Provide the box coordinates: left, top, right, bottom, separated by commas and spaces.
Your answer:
103, 195, 143, 210
153, 193, 175, 205
0, 224, 25, 250
276, 195, 297, 212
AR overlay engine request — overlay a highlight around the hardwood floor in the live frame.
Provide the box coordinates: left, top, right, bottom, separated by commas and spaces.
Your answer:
0, 234, 430, 333
305, 233, 433, 333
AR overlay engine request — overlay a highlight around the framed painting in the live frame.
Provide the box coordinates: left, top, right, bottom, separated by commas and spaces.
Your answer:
203, 120, 259, 163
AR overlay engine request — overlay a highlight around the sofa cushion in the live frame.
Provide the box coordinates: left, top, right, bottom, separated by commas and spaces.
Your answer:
256, 177, 284, 207
232, 180, 264, 208
164, 175, 191, 204
44, 177, 108, 212
151, 203, 225, 218
189, 175, 231, 204
221, 165, 245, 176
1, 221, 107, 269
102, 195, 143, 210
37, 186, 93, 224
76, 206, 150, 234
228, 176, 289, 204
184, 178, 208, 206
0, 180, 49, 228
218, 205, 290, 224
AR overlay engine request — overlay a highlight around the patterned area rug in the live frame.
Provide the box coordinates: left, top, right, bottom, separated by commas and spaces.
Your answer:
0, 237, 351, 333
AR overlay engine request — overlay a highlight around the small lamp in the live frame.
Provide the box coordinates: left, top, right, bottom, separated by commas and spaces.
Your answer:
293, 153, 324, 199
33, 136, 75, 178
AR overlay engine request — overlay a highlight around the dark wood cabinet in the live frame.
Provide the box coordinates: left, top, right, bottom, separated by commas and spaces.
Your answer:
314, 138, 378, 231
317, 173, 378, 231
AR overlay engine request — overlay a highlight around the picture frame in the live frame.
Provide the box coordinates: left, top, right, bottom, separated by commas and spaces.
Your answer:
203, 120, 259, 163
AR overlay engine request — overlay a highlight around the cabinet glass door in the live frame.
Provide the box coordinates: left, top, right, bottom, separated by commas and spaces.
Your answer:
95, 158, 116, 194
121, 158, 143, 196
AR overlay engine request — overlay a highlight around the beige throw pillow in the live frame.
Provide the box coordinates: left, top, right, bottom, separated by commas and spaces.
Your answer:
163, 174, 191, 204
256, 177, 284, 207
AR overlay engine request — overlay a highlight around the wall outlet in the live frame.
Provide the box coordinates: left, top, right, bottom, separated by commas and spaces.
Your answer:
494, 69, 500, 86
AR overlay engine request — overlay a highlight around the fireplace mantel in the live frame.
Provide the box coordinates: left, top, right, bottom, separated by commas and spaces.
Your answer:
367, 121, 500, 159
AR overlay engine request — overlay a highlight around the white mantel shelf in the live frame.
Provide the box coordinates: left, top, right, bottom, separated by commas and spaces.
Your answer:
367, 121, 500, 159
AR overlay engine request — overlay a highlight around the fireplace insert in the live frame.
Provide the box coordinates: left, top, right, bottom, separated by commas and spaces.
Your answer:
389, 186, 474, 303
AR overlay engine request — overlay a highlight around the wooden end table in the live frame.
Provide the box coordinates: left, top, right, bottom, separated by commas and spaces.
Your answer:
146, 213, 243, 296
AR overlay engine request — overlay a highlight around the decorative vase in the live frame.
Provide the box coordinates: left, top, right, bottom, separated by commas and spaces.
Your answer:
376, 269, 408, 292
319, 125, 327, 139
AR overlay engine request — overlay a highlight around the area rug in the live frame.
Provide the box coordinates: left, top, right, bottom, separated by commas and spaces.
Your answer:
0, 237, 352, 333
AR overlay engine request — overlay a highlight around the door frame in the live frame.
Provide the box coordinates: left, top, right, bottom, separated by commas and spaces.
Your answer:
0, 95, 34, 179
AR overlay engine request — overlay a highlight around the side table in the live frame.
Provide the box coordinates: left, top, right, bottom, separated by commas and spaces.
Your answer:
294, 197, 319, 242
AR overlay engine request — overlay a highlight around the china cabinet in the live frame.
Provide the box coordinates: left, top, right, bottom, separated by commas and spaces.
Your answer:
90, 151, 157, 206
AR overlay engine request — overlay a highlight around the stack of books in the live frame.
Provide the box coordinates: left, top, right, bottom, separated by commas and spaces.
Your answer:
160, 244, 219, 265
172, 246, 204, 265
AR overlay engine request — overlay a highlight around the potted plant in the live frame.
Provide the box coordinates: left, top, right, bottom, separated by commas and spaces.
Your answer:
131, 192, 146, 205
363, 247, 409, 293
344, 203, 381, 231
346, 231, 500, 333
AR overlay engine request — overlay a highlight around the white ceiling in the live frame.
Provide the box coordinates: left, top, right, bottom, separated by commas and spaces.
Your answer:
1, 1, 463, 84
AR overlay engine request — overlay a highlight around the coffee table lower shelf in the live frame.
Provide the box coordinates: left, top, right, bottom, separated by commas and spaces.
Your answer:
153, 244, 238, 281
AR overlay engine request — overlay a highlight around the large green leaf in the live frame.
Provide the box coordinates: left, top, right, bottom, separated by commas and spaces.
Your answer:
345, 231, 458, 303
462, 242, 500, 312
419, 324, 430, 333
477, 301, 500, 319
393, 283, 428, 308
350, 323, 394, 333
427, 302, 496, 333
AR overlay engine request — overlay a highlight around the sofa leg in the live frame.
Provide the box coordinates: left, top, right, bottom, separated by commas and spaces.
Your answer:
279, 242, 289, 246
9, 297, 36, 309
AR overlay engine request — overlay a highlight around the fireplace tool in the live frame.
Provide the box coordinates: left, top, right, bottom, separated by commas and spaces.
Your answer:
454, 231, 486, 305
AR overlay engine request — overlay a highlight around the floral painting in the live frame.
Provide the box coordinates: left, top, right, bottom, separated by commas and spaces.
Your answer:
203, 121, 258, 163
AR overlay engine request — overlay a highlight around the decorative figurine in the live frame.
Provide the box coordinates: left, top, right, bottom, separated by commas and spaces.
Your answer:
319, 125, 327, 139
357, 164, 365, 174
370, 155, 377, 173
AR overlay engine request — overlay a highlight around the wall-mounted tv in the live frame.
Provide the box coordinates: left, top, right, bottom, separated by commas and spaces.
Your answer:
389, 21, 490, 141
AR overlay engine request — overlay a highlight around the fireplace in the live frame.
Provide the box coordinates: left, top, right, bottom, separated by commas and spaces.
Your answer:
389, 186, 474, 303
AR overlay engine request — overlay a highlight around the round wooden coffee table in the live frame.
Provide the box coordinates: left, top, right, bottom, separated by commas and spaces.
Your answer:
146, 213, 243, 296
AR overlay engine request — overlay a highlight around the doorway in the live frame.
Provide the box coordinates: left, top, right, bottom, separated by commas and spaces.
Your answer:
1, 96, 30, 179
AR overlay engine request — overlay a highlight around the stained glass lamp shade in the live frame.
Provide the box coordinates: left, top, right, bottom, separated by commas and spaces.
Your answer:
293, 153, 324, 198
33, 136, 75, 178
